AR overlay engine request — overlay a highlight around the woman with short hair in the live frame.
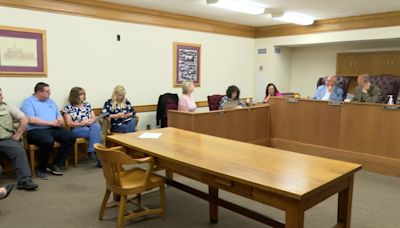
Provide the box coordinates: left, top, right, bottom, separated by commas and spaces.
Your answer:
102, 85, 137, 133
63, 87, 102, 166
178, 80, 197, 112
219, 85, 245, 110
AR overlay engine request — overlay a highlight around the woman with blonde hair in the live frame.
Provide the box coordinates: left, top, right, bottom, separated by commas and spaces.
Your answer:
178, 80, 197, 112
63, 87, 102, 166
102, 85, 137, 133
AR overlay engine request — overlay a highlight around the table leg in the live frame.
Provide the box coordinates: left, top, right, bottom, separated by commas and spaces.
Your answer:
166, 169, 173, 180
285, 203, 304, 228
209, 186, 219, 224
337, 175, 354, 228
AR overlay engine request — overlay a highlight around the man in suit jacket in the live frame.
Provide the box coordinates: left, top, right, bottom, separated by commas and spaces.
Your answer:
313, 76, 344, 101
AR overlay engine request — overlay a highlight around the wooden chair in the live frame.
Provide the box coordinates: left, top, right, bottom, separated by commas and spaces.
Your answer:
94, 144, 165, 228
23, 133, 67, 176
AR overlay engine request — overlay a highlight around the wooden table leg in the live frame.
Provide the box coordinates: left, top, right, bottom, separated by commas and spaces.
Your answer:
285, 203, 304, 228
209, 186, 219, 224
337, 175, 354, 228
166, 169, 174, 180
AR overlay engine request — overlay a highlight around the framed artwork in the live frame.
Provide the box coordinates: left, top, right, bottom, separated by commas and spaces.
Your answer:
0, 25, 47, 76
173, 42, 201, 87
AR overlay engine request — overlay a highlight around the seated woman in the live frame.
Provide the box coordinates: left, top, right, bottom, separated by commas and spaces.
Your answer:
0, 184, 14, 199
102, 85, 137, 133
219, 85, 245, 110
264, 83, 282, 103
178, 80, 197, 112
63, 87, 102, 166
313, 76, 344, 101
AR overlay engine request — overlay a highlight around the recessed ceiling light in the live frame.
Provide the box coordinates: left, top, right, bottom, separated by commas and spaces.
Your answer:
206, 0, 266, 15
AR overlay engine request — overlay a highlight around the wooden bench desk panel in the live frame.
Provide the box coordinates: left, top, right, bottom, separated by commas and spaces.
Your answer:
168, 105, 270, 146
108, 128, 361, 228
269, 97, 400, 176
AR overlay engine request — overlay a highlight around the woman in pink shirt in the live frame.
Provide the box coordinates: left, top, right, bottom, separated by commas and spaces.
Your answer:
178, 81, 197, 112
264, 83, 282, 103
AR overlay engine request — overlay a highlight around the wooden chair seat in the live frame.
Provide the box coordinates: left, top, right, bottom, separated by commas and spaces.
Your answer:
25, 141, 67, 176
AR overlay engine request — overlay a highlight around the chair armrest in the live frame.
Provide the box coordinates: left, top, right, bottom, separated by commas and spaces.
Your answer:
134, 156, 154, 164
109, 146, 126, 152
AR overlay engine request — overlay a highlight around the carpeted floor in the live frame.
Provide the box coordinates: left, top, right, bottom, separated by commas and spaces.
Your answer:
0, 162, 399, 228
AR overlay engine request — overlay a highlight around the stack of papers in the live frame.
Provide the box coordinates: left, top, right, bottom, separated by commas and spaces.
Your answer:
138, 133, 162, 139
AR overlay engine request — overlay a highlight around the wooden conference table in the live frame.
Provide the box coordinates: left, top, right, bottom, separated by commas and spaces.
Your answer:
107, 127, 361, 228
168, 98, 400, 176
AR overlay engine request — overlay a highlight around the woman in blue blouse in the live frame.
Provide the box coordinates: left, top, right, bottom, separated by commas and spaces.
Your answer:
63, 87, 102, 166
219, 85, 245, 110
102, 85, 137, 133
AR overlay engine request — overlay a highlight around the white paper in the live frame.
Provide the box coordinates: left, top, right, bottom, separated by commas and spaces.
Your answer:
138, 133, 162, 139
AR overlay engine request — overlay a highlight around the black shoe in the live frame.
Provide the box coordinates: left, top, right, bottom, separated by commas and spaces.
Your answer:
35, 170, 49, 179
0, 184, 14, 199
17, 179, 39, 191
47, 165, 63, 176
88, 152, 97, 162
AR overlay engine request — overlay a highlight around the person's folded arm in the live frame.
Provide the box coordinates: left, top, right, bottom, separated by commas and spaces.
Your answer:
28, 117, 56, 127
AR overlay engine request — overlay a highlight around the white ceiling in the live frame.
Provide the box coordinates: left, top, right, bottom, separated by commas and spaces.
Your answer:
100, 0, 400, 26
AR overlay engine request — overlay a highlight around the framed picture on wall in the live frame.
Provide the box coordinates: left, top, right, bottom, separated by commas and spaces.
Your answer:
173, 42, 201, 87
0, 25, 47, 76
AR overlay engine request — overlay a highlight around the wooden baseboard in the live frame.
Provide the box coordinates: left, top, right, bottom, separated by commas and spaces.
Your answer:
270, 138, 400, 177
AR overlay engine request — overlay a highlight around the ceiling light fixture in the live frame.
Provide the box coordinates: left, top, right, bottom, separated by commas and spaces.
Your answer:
270, 12, 314, 25
206, 0, 266, 15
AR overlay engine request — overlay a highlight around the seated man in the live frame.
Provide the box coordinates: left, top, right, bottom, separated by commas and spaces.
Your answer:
21, 82, 75, 178
313, 76, 344, 101
352, 74, 381, 103
0, 89, 38, 190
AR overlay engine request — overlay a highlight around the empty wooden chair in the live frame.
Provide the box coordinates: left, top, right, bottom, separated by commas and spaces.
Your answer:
94, 144, 165, 228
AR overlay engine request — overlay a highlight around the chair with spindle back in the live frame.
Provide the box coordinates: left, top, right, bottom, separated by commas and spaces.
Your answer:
94, 144, 165, 228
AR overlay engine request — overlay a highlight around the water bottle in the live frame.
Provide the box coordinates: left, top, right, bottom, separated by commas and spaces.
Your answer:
388, 95, 394, 105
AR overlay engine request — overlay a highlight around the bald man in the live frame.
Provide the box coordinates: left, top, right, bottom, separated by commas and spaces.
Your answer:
313, 76, 344, 101
352, 74, 381, 103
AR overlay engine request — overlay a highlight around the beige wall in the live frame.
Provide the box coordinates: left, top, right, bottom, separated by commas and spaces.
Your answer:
256, 26, 400, 98
290, 40, 400, 97
2, 5, 400, 130
0, 6, 254, 130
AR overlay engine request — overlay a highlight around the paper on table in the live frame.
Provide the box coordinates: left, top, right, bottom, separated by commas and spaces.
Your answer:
138, 133, 162, 139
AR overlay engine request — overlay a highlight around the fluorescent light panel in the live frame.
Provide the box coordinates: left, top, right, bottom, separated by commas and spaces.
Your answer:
206, 0, 265, 15
270, 12, 314, 25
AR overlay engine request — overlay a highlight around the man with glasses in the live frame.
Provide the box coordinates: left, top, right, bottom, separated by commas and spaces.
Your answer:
21, 82, 75, 178
313, 76, 344, 101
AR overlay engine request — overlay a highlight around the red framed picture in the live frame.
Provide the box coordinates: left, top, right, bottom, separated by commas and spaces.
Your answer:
0, 25, 47, 76
173, 42, 201, 87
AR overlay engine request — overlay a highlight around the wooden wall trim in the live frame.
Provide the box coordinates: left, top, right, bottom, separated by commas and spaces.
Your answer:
270, 138, 400, 177
92, 100, 210, 114
2, 1, 400, 41
0, 0, 255, 38
255, 11, 400, 38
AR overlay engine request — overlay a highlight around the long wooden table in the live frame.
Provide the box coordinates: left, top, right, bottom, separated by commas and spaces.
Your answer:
167, 104, 270, 146
107, 127, 362, 228
269, 97, 400, 176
